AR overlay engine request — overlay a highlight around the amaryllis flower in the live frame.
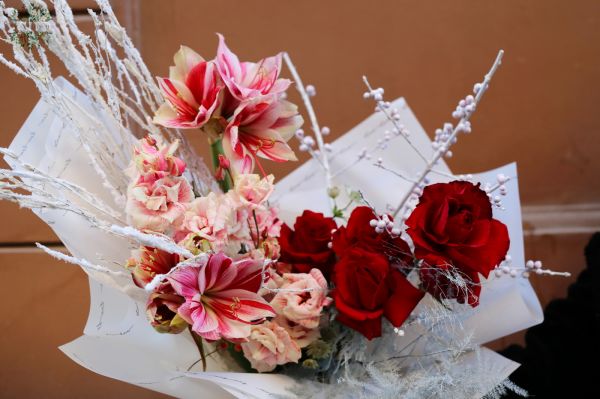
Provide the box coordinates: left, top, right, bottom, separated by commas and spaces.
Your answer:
167, 253, 275, 341
153, 46, 222, 129
126, 246, 180, 288
216, 34, 290, 101
223, 97, 302, 174
126, 175, 193, 233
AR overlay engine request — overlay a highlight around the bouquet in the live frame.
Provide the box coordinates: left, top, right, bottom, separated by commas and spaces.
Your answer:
0, 1, 570, 398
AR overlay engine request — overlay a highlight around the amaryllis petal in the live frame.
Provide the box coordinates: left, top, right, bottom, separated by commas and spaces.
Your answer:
168, 267, 200, 299
157, 77, 199, 115
216, 34, 290, 101
223, 98, 302, 174
154, 47, 222, 130
168, 253, 274, 341
170, 45, 205, 82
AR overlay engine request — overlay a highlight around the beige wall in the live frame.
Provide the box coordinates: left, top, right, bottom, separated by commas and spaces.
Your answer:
140, 0, 600, 205
0, 1, 598, 397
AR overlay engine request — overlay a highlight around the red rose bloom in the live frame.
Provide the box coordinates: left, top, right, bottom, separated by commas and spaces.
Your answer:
332, 248, 424, 340
279, 210, 337, 277
332, 206, 412, 267
406, 181, 509, 305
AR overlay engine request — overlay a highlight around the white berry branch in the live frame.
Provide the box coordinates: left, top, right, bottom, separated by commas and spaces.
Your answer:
362, 76, 429, 164
283, 52, 334, 209
392, 50, 505, 219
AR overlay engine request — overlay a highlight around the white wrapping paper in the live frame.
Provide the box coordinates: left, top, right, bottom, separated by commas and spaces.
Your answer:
7, 80, 540, 398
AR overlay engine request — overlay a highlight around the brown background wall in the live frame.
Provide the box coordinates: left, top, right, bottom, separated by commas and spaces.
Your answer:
0, 0, 598, 397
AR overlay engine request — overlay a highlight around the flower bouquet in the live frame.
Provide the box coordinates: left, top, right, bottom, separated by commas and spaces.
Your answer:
0, 1, 570, 398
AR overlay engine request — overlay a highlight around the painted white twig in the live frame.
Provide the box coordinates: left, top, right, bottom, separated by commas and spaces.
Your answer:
283, 52, 334, 209
109, 225, 194, 258
392, 50, 505, 218
362, 76, 428, 164
36, 242, 128, 277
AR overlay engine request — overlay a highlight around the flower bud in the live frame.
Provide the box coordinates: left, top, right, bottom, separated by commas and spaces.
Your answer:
327, 186, 340, 199
146, 292, 187, 334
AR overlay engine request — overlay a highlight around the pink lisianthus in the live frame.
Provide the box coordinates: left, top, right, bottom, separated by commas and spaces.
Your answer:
126, 246, 180, 288
223, 97, 302, 174
153, 46, 223, 129
126, 175, 193, 233
270, 269, 332, 329
215, 34, 290, 102
274, 316, 320, 348
240, 320, 301, 372
132, 135, 186, 182
167, 253, 275, 341
146, 291, 188, 334
233, 174, 274, 208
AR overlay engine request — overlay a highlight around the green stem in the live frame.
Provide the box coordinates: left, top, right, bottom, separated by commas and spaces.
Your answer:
210, 138, 232, 192
189, 326, 207, 372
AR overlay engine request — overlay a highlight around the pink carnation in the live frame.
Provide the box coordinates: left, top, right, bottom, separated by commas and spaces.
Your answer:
126, 175, 193, 233
233, 174, 274, 208
240, 320, 301, 372
175, 192, 252, 255
132, 135, 186, 182
270, 269, 332, 329
274, 315, 320, 348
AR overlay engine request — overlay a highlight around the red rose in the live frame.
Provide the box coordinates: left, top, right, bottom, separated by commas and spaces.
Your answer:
279, 210, 337, 277
406, 181, 509, 304
332, 248, 424, 340
332, 206, 412, 267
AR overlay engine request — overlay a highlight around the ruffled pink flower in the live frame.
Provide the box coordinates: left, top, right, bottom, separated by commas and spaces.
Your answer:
126, 175, 193, 233
274, 316, 320, 348
270, 269, 332, 329
174, 192, 251, 252
132, 135, 186, 182
240, 320, 301, 372
168, 253, 275, 341
223, 97, 302, 173
215, 34, 290, 101
233, 174, 274, 208
154, 46, 223, 129
254, 207, 282, 239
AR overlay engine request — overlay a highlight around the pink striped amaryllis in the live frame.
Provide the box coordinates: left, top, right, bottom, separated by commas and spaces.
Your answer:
167, 253, 275, 341
215, 33, 290, 101
153, 46, 222, 129
223, 97, 302, 174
